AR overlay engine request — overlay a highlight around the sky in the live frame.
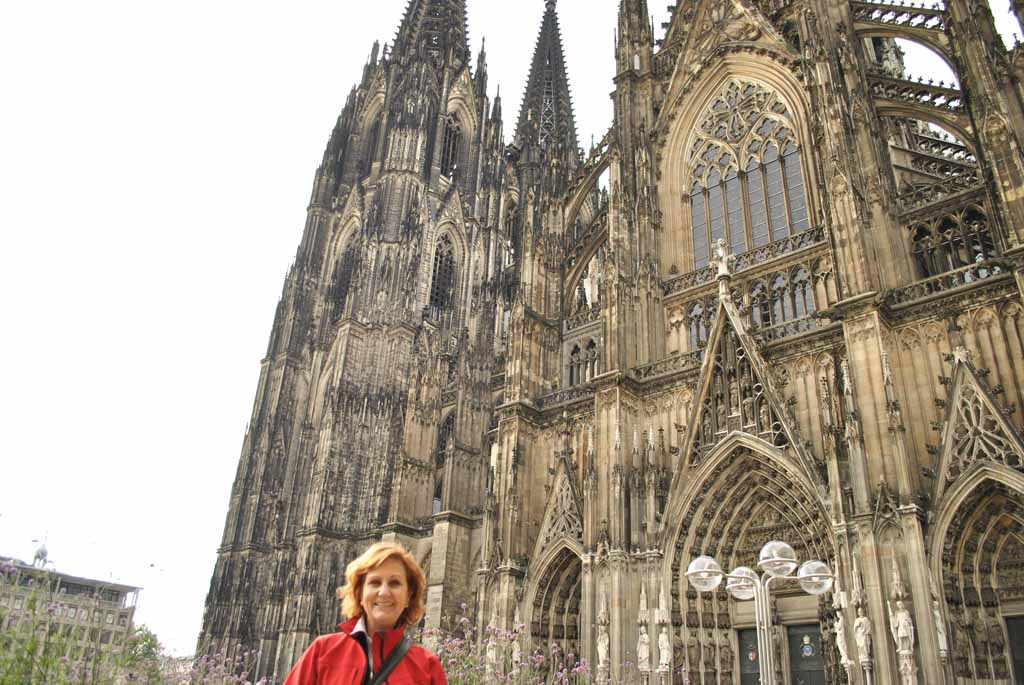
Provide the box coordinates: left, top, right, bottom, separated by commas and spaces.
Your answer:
0, 0, 1019, 659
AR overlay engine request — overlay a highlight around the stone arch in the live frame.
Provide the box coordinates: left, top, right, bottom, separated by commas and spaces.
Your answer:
873, 103, 976, 153
662, 435, 835, 677
854, 29, 956, 74
929, 465, 1024, 681
521, 540, 583, 660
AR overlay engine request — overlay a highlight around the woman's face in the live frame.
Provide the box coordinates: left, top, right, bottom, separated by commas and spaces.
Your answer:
360, 556, 410, 633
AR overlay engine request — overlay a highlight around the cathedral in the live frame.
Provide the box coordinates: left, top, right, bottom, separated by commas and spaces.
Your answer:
198, 0, 1024, 681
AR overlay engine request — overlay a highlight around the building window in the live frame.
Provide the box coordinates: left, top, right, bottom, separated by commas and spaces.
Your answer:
361, 116, 381, 176
440, 113, 461, 178
330, 241, 361, 323
747, 266, 817, 330
909, 204, 996, 279
689, 81, 810, 269
429, 235, 456, 313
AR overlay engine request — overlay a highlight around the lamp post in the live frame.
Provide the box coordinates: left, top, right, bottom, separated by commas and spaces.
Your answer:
685, 540, 833, 685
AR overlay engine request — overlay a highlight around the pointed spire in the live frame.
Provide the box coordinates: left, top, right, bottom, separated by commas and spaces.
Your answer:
392, 0, 470, 68
516, 0, 578, 153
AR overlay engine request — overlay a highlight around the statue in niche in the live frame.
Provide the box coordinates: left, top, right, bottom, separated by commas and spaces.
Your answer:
742, 390, 754, 426
716, 397, 727, 431
730, 383, 740, 416
703, 636, 716, 670
887, 600, 915, 655
687, 634, 699, 667
719, 635, 733, 675
597, 623, 610, 668
835, 609, 852, 666
637, 625, 651, 672
854, 605, 873, 663
658, 625, 671, 670
759, 401, 771, 433
988, 613, 1006, 656
932, 599, 948, 658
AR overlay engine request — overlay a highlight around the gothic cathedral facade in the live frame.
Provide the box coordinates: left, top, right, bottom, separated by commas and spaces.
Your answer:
200, 0, 1024, 682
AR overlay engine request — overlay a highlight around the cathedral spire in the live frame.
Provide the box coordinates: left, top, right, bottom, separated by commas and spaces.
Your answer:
515, 0, 578, 154
392, 0, 470, 69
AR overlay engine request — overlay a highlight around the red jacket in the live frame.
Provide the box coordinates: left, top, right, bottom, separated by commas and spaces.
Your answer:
283, 618, 447, 685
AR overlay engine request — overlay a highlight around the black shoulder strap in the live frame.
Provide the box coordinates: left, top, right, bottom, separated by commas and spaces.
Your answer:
370, 635, 412, 685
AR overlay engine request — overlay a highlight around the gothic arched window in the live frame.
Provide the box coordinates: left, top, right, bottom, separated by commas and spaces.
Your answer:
689, 81, 811, 269
330, 241, 361, 322
361, 116, 381, 176
440, 113, 461, 178
434, 413, 454, 514
585, 339, 598, 381
748, 266, 817, 330
910, 205, 995, 279
429, 234, 456, 313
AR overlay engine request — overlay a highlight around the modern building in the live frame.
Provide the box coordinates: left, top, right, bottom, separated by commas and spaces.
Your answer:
200, 0, 1024, 682
0, 553, 139, 671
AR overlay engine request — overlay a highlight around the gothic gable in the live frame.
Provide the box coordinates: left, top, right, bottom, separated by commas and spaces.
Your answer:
933, 348, 1024, 503
677, 281, 823, 491
532, 460, 584, 556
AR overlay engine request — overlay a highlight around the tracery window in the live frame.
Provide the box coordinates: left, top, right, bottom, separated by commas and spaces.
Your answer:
429, 234, 456, 313
909, 205, 995, 279
689, 81, 811, 269
567, 339, 599, 386
746, 266, 817, 330
686, 296, 718, 351
440, 113, 461, 178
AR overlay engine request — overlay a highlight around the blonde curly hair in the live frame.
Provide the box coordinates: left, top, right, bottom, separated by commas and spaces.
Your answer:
336, 542, 426, 626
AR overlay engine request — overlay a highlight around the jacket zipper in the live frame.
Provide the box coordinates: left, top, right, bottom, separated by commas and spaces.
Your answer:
378, 632, 386, 684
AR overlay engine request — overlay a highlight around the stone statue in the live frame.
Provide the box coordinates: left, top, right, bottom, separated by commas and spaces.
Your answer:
658, 625, 671, 670
989, 614, 1006, 656
887, 600, 915, 654
512, 633, 523, 666
687, 634, 699, 668
932, 599, 948, 658
835, 609, 852, 666
712, 239, 733, 277
597, 623, 610, 668
854, 605, 873, 663
720, 638, 733, 674
637, 625, 651, 672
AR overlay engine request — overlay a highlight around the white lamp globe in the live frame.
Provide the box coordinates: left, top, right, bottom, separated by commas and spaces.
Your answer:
797, 560, 834, 596
758, 540, 799, 578
726, 566, 758, 601
686, 556, 724, 592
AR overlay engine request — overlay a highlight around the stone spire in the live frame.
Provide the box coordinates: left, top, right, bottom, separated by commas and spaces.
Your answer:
392, 0, 470, 68
515, 0, 578, 154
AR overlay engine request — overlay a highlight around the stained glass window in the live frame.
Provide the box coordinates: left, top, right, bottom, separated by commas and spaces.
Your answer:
689, 81, 811, 269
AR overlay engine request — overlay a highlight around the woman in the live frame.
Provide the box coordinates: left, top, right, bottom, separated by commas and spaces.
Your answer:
284, 542, 447, 685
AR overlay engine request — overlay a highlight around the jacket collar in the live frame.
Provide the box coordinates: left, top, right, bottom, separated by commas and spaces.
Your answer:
339, 616, 409, 653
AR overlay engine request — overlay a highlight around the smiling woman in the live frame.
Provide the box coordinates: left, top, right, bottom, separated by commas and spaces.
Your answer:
283, 542, 445, 685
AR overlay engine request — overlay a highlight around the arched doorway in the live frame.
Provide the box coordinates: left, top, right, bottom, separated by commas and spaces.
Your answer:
934, 473, 1024, 682
529, 546, 583, 674
666, 440, 838, 685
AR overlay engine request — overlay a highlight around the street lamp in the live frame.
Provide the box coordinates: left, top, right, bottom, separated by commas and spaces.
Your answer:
685, 541, 833, 685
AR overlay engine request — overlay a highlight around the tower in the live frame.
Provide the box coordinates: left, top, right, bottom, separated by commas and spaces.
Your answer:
198, 0, 507, 678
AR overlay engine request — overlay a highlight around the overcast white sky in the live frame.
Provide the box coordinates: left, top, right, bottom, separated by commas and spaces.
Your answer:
0, 0, 1018, 659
